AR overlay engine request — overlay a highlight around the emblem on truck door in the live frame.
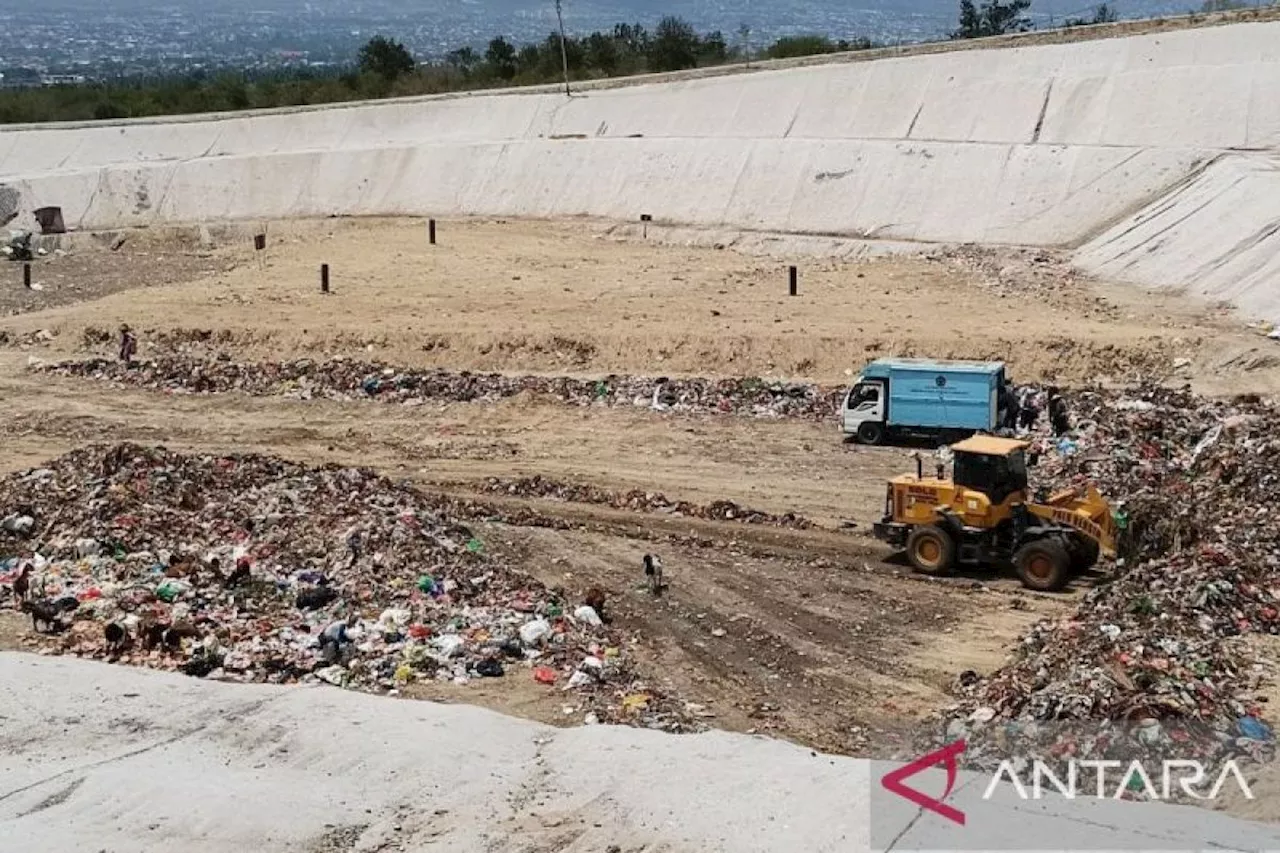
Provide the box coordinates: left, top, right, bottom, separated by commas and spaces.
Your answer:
935, 375, 947, 387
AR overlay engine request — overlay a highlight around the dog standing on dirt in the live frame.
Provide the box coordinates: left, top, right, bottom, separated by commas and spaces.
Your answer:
10, 562, 31, 603
643, 554, 664, 596
21, 599, 70, 634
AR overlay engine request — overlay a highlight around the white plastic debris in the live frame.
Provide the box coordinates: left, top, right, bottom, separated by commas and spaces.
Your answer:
431, 634, 465, 658
519, 618, 552, 647
573, 605, 602, 627
1, 514, 34, 535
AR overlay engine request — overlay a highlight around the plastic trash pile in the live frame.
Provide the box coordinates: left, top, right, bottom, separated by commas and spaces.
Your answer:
476, 475, 816, 530
0, 443, 696, 731
38, 356, 842, 421
940, 385, 1279, 787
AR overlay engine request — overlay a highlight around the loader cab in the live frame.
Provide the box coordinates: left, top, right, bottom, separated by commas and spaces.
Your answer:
950, 435, 1029, 506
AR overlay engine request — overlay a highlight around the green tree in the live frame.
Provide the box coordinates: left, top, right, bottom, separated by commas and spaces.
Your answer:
485, 36, 518, 80
613, 23, 650, 55
445, 46, 479, 76
213, 75, 250, 111
583, 31, 621, 75
544, 32, 585, 74
648, 16, 700, 72
358, 36, 416, 80
767, 35, 838, 58
93, 99, 127, 121
515, 44, 542, 76
697, 30, 729, 65
953, 0, 1032, 38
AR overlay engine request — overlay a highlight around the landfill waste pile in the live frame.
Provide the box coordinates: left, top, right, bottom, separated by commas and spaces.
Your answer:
473, 475, 816, 530
37, 356, 841, 421
0, 443, 697, 731
938, 385, 1278, 795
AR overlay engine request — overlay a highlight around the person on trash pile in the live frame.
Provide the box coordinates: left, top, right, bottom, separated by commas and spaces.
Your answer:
318, 616, 357, 666
343, 524, 362, 568
1003, 382, 1021, 431
1047, 387, 1071, 436
1017, 387, 1040, 431
118, 324, 137, 364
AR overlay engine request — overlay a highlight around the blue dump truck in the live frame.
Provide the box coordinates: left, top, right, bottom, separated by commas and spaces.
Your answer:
841, 358, 1010, 445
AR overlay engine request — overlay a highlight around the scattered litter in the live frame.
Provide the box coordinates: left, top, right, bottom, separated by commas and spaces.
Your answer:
37, 356, 842, 422
937, 385, 1280, 792
0, 443, 695, 732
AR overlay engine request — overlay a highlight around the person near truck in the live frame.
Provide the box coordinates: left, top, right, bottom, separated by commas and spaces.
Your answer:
1018, 387, 1041, 432
1002, 381, 1021, 431
1047, 387, 1071, 436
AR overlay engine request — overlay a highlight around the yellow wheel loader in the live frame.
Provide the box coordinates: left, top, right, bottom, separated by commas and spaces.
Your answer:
871, 435, 1118, 592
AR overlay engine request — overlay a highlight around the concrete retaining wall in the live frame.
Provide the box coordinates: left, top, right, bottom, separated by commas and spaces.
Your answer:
1076, 154, 1280, 322
1, 22, 1279, 291
4, 654, 1278, 853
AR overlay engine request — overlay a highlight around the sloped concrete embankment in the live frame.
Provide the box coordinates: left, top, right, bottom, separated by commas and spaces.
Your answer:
1076, 153, 1280, 324
2, 654, 1278, 853
1, 23, 1279, 246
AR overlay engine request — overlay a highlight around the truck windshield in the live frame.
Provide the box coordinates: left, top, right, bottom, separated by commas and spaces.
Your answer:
848, 384, 879, 408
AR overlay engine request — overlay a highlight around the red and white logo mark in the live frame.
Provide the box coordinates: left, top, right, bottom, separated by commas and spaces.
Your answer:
880, 739, 967, 826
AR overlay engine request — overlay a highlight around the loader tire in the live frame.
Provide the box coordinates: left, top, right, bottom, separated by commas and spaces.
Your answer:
1068, 535, 1101, 573
1014, 539, 1071, 592
857, 422, 885, 446
906, 525, 955, 576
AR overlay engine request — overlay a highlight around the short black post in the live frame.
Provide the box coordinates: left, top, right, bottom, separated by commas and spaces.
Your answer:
254, 234, 266, 251
23, 263, 31, 290
640, 213, 652, 239
428, 219, 437, 245
788, 265, 798, 296
320, 263, 330, 294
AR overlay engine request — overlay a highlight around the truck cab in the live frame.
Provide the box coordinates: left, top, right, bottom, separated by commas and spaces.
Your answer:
842, 380, 886, 443
841, 358, 1009, 446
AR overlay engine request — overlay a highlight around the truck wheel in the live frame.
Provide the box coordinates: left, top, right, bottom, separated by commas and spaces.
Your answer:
1068, 535, 1101, 573
1014, 539, 1071, 592
907, 525, 955, 576
857, 422, 885, 446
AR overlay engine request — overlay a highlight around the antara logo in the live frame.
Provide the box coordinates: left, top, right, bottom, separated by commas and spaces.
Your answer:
881, 739, 1256, 825
880, 739, 967, 826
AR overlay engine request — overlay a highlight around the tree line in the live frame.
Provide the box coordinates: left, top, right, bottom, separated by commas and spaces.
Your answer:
0, 18, 881, 124
0, 1, 1144, 125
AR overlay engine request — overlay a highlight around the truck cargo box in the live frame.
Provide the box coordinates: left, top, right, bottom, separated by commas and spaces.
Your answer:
843, 358, 1007, 443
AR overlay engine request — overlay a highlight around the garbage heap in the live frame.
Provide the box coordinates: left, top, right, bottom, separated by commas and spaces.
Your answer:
477, 475, 816, 530
0, 443, 696, 731
941, 385, 1278, 789
39, 356, 841, 421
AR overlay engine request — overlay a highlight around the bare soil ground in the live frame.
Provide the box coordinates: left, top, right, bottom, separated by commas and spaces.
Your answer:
3, 218, 1277, 393
0, 216, 1275, 771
